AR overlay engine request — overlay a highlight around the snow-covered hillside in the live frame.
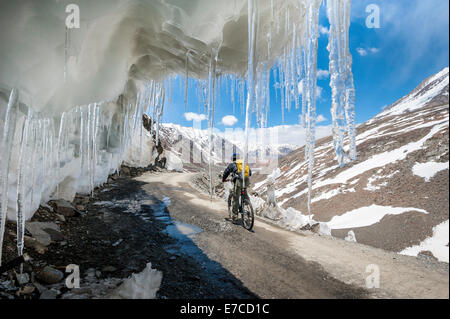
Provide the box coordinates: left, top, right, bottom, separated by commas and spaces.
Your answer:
251, 67, 449, 262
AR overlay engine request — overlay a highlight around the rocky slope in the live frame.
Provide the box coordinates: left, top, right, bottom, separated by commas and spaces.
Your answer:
251, 67, 449, 262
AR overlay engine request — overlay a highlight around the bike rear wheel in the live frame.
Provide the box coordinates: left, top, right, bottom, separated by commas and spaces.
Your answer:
242, 199, 254, 231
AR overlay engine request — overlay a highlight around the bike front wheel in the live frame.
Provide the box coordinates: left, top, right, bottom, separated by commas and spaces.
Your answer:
227, 195, 233, 220
242, 199, 254, 231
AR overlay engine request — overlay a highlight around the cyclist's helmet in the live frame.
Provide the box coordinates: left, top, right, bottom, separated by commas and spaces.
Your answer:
231, 153, 238, 162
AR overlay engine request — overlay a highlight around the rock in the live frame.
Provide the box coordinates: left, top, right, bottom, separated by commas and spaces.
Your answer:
24, 236, 48, 254
102, 266, 117, 273
37, 266, 64, 284
25, 222, 62, 246
22, 263, 33, 274
33, 282, 47, 294
112, 239, 123, 247
15, 273, 30, 285
301, 224, 311, 231
18, 284, 35, 295
310, 223, 321, 234
55, 214, 66, 222
50, 199, 77, 217
418, 250, 438, 261
121, 167, 131, 176
40, 289, 58, 299
76, 205, 85, 211
71, 287, 93, 295
40, 203, 54, 212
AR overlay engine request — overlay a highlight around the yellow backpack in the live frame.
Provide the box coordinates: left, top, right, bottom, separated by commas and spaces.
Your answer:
235, 159, 250, 178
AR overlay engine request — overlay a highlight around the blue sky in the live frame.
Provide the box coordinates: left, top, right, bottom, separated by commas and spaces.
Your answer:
161, 0, 449, 131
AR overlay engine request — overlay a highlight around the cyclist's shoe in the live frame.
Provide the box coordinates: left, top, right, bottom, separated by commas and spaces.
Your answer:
231, 213, 238, 222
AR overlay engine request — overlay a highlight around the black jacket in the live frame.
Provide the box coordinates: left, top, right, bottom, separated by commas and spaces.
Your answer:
222, 162, 252, 182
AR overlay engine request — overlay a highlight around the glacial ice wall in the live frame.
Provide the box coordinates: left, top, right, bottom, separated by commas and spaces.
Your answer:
0, 0, 356, 263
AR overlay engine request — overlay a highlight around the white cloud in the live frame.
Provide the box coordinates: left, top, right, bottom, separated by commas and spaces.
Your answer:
356, 47, 368, 56
317, 69, 330, 79
316, 114, 327, 123
319, 25, 329, 35
184, 112, 206, 122
356, 47, 379, 56
221, 115, 238, 126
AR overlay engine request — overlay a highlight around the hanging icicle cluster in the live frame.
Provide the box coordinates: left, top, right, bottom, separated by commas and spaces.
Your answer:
0, 88, 151, 264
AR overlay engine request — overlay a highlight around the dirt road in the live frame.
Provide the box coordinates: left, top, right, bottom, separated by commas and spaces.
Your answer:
136, 172, 449, 299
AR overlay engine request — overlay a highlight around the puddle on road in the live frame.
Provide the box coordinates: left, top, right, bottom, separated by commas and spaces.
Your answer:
140, 196, 206, 261
163, 221, 202, 241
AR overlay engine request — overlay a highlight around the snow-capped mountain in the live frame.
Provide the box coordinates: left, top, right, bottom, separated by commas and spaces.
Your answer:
157, 123, 302, 170
158, 123, 241, 169
251, 67, 449, 262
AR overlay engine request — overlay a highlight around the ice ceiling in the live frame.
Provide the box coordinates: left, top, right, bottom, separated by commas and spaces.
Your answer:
0, 0, 357, 263
2, 0, 309, 113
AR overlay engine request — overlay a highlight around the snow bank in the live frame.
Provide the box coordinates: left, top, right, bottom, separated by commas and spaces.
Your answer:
400, 220, 449, 263
327, 204, 429, 230
412, 161, 449, 182
280, 207, 310, 231
165, 151, 183, 172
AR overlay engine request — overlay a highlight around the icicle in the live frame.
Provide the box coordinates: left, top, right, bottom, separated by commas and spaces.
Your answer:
243, 0, 258, 189
87, 104, 93, 192
80, 106, 85, 177
92, 103, 100, 193
0, 89, 19, 265
29, 119, 38, 215
56, 112, 66, 197
185, 51, 190, 111
327, 0, 357, 166
16, 109, 32, 258
207, 51, 217, 200
64, 27, 69, 82
302, 0, 321, 221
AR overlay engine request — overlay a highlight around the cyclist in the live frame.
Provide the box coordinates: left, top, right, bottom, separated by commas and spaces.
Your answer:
222, 153, 252, 221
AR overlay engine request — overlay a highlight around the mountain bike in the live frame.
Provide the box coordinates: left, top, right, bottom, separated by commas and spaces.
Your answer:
226, 181, 254, 231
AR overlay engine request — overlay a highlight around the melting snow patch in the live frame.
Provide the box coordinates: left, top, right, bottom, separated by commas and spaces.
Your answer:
111, 262, 162, 299
412, 161, 449, 182
318, 223, 332, 236
400, 220, 449, 263
279, 208, 311, 231
249, 195, 265, 212
345, 230, 357, 242
327, 204, 429, 230
365, 170, 399, 191
312, 187, 355, 203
